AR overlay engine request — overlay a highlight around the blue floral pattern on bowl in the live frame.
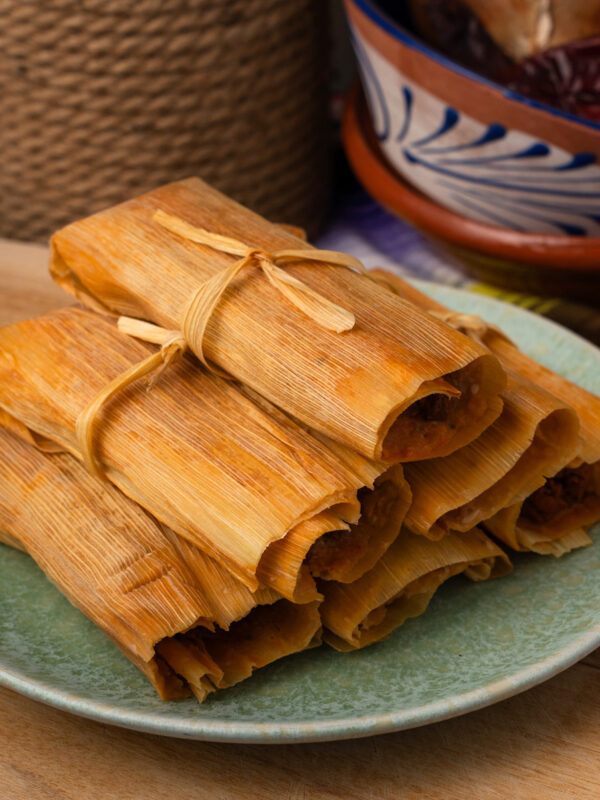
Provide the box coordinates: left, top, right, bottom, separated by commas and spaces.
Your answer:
350, 27, 600, 236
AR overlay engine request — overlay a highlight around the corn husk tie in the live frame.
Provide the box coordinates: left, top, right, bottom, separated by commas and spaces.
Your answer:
75, 211, 368, 479
430, 310, 514, 348
76, 324, 186, 477
153, 209, 369, 374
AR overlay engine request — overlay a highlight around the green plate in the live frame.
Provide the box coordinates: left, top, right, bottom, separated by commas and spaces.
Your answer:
1, 282, 599, 743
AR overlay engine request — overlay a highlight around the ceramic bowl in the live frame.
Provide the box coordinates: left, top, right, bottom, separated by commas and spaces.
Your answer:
342, 83, 600, 305
343, 0, 600, 237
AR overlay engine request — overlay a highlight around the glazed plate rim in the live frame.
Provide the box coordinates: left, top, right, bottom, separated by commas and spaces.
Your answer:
1, 281, 599, 744
2, 622, 599, 744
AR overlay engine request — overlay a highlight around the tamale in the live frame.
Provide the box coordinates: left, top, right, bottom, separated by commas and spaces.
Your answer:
258, 461, 411, 598
0, 306, 406, 597
0, 426, 229, 700
220, 384, 414, 598
485, 501, 595, 556
367, 271, 581, 538
320, 528, 511, 650
402, 369, 579, 539
369, 271, 463, 319
483, 341, 600, 554
0, 427, 323, 702
162, 600, 322, 703
372, 270, 600, 555
49, 177, 506, 462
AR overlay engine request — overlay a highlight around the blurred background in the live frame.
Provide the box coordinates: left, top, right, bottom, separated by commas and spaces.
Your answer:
1, 0, 599, 339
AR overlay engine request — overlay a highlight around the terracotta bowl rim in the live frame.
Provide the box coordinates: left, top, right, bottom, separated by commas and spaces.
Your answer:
342, 83, 600, 272
348, 0, 600, 135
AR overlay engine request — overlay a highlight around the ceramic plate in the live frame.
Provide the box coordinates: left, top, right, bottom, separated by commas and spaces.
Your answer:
1, 283, 599, 744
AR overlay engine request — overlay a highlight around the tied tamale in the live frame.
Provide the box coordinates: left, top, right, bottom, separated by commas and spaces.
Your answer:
320, 528, 511, 650
49, 177, 506, 462
0, 427, 323, 702
0, 306, 409, 599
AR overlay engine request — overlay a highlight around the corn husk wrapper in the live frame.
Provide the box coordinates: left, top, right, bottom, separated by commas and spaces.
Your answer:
369, 272, 456, 317
260, 463, 411, 597
371, 270, 598, 555
157, 528, 278, 630
0, 427, 326, 702
320, 528, 511, 650
0, 428, 237, 698
467, 310, 600, 554
483, 340, 600, 553
225, 385, 414, 598
485, 335, 600, 466
49, 178, 506, 462
485, 503, 595, 556
163, 600, 322, 703
0, 306, 382, 595
403, 369, 579, 538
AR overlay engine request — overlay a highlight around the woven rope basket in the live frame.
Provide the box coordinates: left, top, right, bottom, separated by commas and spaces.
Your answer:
0, 0, 331, 242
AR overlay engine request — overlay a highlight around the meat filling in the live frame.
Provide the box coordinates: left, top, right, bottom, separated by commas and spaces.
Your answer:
382, 362, 490, 461
306, 481, 398, 580
520, 463, 600, 527
407, 393, 453, 422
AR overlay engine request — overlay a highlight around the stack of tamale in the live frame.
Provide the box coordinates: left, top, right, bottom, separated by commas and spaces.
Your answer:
373, 271, 600, 558
0, 178, 598, 703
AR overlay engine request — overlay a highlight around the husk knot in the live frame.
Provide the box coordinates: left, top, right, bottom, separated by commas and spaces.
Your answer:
75, 211, 368, 479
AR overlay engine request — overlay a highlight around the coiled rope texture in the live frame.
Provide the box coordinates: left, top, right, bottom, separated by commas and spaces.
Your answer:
0, 0, 331, 241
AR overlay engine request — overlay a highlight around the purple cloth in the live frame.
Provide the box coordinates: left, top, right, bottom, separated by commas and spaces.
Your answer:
316, 188, 469, 286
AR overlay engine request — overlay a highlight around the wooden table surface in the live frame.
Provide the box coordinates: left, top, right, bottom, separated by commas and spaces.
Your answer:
1, 239, 599, 800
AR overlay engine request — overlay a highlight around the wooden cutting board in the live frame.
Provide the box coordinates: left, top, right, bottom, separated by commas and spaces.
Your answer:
1, 238, 599, 800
